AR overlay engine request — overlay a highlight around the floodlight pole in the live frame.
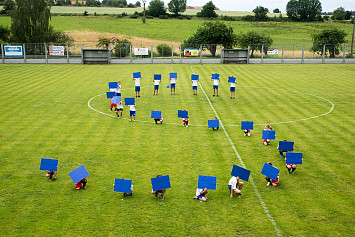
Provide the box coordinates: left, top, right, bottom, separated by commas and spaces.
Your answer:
142, 0, 147, 24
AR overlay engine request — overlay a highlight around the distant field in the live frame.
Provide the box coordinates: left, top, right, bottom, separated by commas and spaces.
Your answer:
49, 6, 285, 17
0, 16, 353, 46
0, 64, 354, 236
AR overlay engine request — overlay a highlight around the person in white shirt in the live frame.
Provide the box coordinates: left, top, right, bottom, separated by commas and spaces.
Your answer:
170, 76, 176, 95
212, 77, 219, 97
115, 100, 123, 118
128, 104, 136, 122
193, 187, 208, 202
115, 82, 121, 96
230, 80, 236, 99
228, 176, 243, 198
153, 77, 160, 96
134, 77, 141, 97
192, 77, 198, 95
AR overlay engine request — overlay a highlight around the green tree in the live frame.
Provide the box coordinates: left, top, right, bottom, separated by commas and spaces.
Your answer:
10, 0, 71, 43
0, 25, 10, 42
286, 0, 299, 21
237, 31, 273, 57
135, 1, 141, 7
286, 0, 322, 21
148, 0, 166, 17
273, 8, 280, 13
332, 7, 346, 20
168, 0, 186, 16
1, 0, 16, 14
311, 28, 347, 58
196, 1, 218, 18
253, 6, 269, 21
183, 21, 237, 56
96, 37, 117, 50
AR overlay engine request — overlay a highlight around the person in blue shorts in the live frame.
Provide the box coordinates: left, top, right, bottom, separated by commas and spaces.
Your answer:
153, 77, 160, 96
192, 77, 198, 95
133, 76, 141, 97
170, 75, 176, 95
212, 77, 219, 97
193, 187, 208, 202
128, 103, 136, 122
230, 79, 236, 99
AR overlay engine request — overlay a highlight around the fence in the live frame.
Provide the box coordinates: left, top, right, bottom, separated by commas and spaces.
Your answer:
247, 44, 355, 64
1, 43, 354, 64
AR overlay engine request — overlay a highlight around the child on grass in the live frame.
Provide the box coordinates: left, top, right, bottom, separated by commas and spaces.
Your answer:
128, 103, 136, 122
193, 187, 208, 202
265, 162, 279, 187
151, 175, 166, 200
116, 100, 123, 118
228, 176, 243, 198
75, 178, 87, 190
263, 124, 273, 146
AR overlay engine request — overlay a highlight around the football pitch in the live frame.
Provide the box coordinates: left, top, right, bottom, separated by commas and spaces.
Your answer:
0, 63, 354, 236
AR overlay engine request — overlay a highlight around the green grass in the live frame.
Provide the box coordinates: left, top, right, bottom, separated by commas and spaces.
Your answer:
0, 64, 354, 236
0, 16, 353, 45
49, 6, 284, 17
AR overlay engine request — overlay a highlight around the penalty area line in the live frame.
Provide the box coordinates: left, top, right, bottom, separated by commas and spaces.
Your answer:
190, 65, 282, 237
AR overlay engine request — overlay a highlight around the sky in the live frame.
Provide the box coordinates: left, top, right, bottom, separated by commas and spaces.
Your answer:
127, 0, 354, 13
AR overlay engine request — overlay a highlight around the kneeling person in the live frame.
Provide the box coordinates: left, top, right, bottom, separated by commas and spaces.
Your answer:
228, 176, 243, 198
193, 187, 208, 202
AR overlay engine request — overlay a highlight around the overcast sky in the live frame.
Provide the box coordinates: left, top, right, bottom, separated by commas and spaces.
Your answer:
128, 0, 354, 12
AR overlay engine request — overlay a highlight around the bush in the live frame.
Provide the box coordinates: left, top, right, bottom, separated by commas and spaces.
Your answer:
83, 11, 89, 16
242, 15, 255, 21
159, 14, 169, 19
156, 43, 172, 57
220, 15, 236, 21
114, 39, 132, 57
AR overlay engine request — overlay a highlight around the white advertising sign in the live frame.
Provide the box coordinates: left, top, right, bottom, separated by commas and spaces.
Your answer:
134, 48, 149, 56
267, 49, 278, 55
49, 46, 65, 56
4, 46, 23, 57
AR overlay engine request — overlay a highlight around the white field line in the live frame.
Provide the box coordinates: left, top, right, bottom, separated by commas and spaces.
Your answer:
190, 66, 282, 237
88, 85, 334, 127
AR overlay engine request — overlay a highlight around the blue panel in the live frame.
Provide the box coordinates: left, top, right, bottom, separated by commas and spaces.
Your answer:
111, 96, 121, 104
178, 110, 188, 118
133, 72, 141, 78
109, 82, 118, 89
106, 92, 115, 99
151, 175, 171, 192
279, 141, 294, 151
191, 74, 199, 81
261, 163, 279, 180
154, 74, 161, 80
198, 175, 217, 190
68, 165, 89, 184
40, 158, 58, 171
208, 119, 219, 128
231, 164, 251, 181
125, 98, 135, 105
114, 179, 132, 193
228, 77, 236, 83
211, 74, 219, 80
241, 121, 254, 130
262, 130, 276, 140
151, 111, 162, 119
286, 153, 303, 164
170, 73, 177, 78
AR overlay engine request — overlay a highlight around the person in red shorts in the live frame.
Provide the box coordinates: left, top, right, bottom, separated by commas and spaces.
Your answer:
46, 171, 57, 181
110, 98, 117, 111
263, 124, 273, 146
285, 158, 302, 174
75, 178, 87, 190
265, 162, 279, 187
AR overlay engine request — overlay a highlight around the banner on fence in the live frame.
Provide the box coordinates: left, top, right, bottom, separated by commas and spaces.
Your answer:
4, 46, 23, 57
267, 49, 278, 55
49, 46, 65, 56
134, 48, 149, 56
184, 48, 199, 56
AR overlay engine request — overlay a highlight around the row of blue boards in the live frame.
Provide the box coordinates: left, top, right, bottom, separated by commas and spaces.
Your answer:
40, 159, 301, 193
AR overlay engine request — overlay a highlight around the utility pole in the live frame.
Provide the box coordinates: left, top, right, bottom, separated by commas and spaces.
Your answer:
142, 0, 147, 24
351, 20, 355, 56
